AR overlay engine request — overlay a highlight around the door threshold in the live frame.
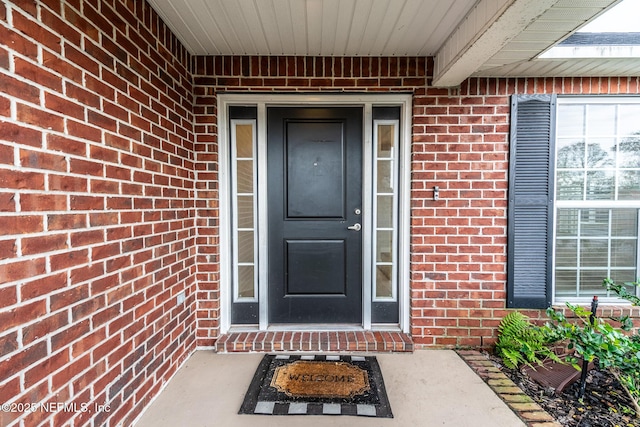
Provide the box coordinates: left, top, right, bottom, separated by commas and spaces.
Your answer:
215, 330, 413, 353
227, 323, 402, 332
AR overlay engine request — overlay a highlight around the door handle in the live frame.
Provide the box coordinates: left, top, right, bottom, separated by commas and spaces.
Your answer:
347, 223, 361, 231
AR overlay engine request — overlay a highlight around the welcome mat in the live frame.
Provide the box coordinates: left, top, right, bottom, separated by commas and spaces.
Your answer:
239, 354, 393, 417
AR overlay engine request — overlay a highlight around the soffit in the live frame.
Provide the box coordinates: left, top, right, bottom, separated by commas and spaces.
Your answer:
147, 0, 627, 86
472, 0, 640, 79
145, 0, 476, 57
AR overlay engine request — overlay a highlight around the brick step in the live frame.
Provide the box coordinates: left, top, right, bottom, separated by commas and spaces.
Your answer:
215, 331, 413, 353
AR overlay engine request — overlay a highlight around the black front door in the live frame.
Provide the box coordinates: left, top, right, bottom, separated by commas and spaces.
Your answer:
267, 107, 363, 324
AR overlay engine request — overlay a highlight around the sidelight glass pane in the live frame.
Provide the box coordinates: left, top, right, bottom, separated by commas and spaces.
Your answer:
237, 231, 254, 263
237, 265, 255, 299
377, 160, 393, 193
237, 195, 254, 228
375, 265, 393, 299
377, 124, 395, 157
235, 124, 254, 158
376, 230, 393, 262
376, 195, 393, 228
236, 160, 254, 193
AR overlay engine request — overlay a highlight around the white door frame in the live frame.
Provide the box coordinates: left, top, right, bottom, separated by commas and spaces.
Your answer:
217, 93, 412, 333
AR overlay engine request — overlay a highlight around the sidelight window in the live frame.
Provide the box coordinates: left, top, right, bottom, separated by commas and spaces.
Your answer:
373, 120, 399, 301
231, 119, 258, 301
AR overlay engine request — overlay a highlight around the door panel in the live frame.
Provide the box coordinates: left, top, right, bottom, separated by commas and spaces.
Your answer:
285, 240, 345, 295
268, 107, 363, 324
286, 122, 345, 218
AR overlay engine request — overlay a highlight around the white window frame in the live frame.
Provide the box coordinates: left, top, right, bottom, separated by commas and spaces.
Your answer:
218, 94, 412, 333
553, 96, 640, 304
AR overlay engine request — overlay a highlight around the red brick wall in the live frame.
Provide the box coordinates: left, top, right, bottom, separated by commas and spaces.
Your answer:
192, 58, 640, 349
0, 1, 196, 426
3, 1, 640, 425
192, 55, 432, 346
412, 77, 640, 347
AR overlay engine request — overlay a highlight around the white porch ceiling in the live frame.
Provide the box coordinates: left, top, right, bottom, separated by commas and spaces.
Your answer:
146, 0, 476, 57
146, 0, 633, 87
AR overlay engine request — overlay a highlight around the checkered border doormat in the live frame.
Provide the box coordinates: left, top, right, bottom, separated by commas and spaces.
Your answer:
238, 354, 393, 417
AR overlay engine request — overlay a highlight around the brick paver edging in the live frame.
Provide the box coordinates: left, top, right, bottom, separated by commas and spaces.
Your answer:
456, 350, 562, 427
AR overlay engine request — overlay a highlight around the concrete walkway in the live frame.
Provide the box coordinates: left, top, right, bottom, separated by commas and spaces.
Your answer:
135, 350, 525, 427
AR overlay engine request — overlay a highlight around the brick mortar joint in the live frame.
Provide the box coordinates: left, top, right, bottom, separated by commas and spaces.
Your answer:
456, 350, 562, 427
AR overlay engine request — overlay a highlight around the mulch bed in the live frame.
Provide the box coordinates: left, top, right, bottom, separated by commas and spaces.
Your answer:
487, 352, 638, 427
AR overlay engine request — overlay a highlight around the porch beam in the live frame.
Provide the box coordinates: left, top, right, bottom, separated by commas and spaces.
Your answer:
432, 0, 560, 87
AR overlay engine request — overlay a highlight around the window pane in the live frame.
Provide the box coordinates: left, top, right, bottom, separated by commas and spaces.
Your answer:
237, 265, 255, 298
585, 170, 614, 200
555, 270, 577, 297
377, 195, 393, 228
556, 240, 577, 267
580, 209, 609, 236
376, 230, 393, 262
375, 265, 393, 298
236, 160, 253, 193
611, 269, 637, 284
586, 138, 615, 168
377, 160, 393, 193
618, 105, 640, 136
619, 170, 640, 200
611, 239, 637, 267
237, 231, 254, 263
579, 239, 608, 267
579, 270, 609, 297
557, 105, 585, 136
235, 124, 253, 157
619, 136, 640, 167
557, 209, 579, 236
557, 171, 584, 200
377, 124, 394, 157
612, 209, 638, 236
557, 139, 585, 168
589, 105, 616, 136
237, 195, 254, 228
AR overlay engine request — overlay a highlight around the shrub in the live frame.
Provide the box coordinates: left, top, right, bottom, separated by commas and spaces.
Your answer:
495, 311, 561, 369
544, 279, 640, 416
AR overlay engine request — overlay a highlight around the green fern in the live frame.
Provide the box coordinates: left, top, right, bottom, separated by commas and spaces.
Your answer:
496, 312, 561, 369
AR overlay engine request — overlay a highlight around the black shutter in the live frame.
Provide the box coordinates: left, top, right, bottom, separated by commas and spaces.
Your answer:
507, 94, 556, 308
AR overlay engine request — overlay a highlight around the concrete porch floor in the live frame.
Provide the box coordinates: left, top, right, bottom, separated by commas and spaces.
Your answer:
135, 350, 526, 427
